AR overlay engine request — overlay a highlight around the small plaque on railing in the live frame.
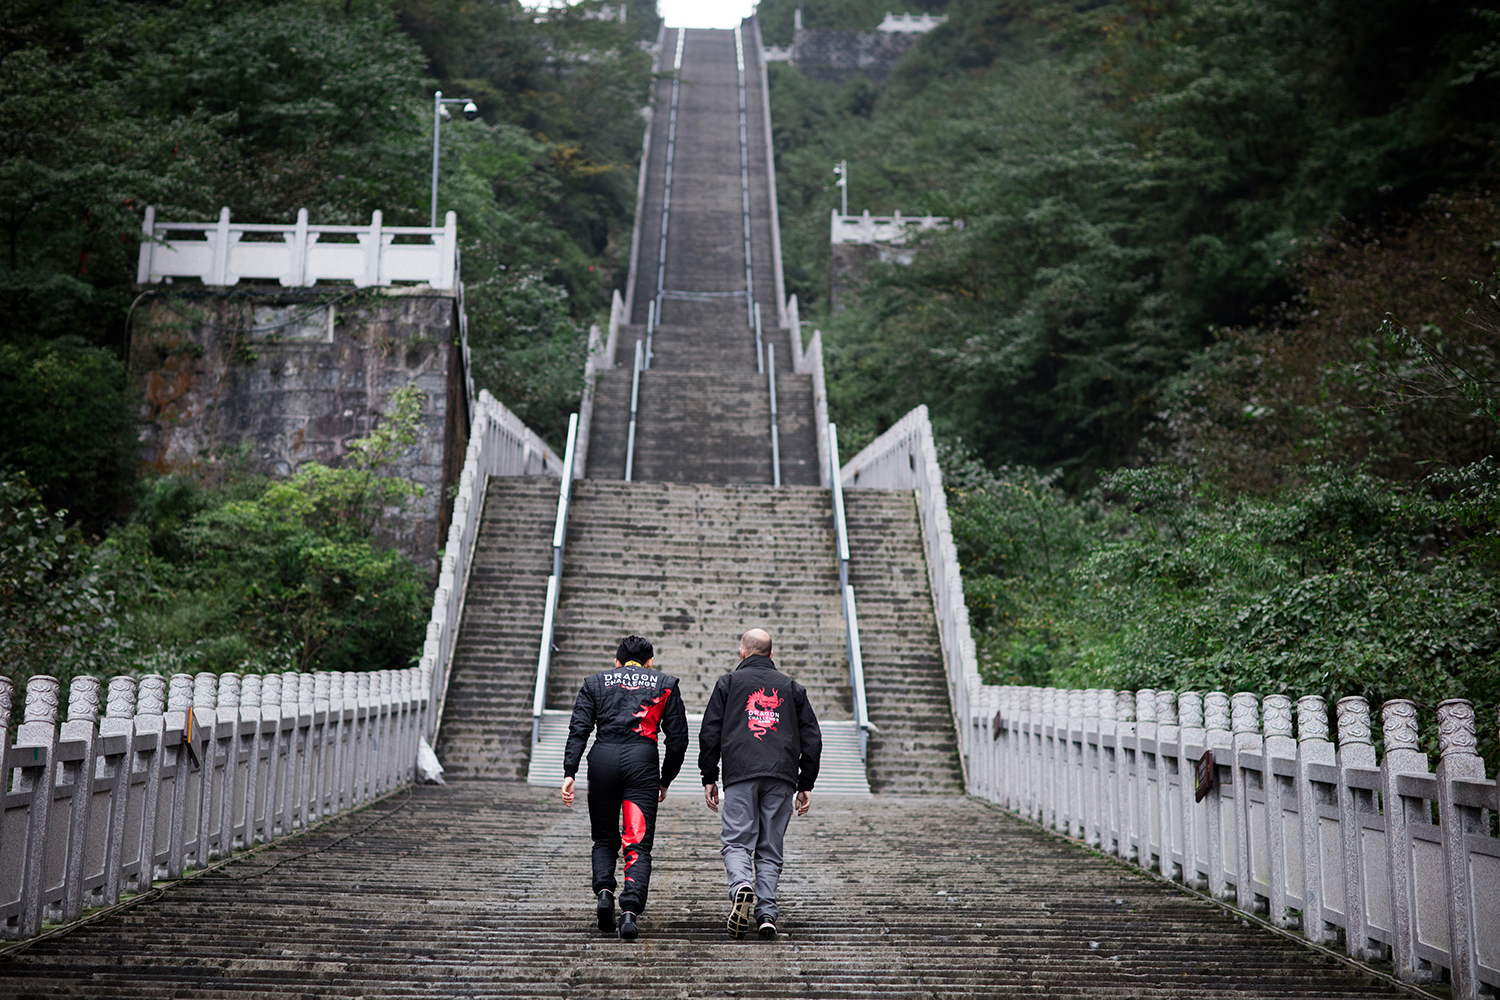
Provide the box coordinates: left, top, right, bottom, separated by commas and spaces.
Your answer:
993, 710, 1004, 740
1194, 749, 1216, 802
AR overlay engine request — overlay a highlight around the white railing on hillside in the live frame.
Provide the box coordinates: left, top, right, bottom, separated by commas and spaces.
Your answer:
1, 669, 425, 940
137, 207, 460, 291
532, 414, 579, 745
972, 686, 1500, 999
831, 209, 955, 246
422, 390, 563, 738
0, 388, 560, 944
827, 424, 872, 760
842, 404, 979, 786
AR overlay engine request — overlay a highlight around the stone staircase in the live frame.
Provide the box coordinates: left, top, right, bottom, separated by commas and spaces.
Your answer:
0, 781, 1408, 999
432, 477, 557, 781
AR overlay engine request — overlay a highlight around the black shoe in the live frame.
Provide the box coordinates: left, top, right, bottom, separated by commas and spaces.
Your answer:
758, 916, 777, 939
727, 885, 755, 939
597, 890, 615, 933
618, 911, 638, 941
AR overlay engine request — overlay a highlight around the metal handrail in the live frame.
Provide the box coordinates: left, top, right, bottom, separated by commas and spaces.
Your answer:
754, 301, 764, 373
625, 340, 643, 481
828, 423, 872, 759
645, 297, 657, 369
734, 25, 755, 328
533, 413, 579, 744
654, 29, 684, 308
768, 342, 781, 486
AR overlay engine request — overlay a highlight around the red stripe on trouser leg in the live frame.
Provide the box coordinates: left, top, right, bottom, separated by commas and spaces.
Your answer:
621, 800, 646, 882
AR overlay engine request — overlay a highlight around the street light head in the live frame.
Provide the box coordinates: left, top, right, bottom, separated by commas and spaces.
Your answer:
463, 101, 479, 121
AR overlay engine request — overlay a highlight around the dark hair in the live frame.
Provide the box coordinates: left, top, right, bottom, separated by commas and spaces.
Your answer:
616, 635, 654, 664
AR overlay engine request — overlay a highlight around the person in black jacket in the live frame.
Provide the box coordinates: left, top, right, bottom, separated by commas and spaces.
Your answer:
561, 635, 688, 941
699, 628, 821, 939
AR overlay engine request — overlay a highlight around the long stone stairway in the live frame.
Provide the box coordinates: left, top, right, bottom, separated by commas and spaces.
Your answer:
0, 20, 1413, 998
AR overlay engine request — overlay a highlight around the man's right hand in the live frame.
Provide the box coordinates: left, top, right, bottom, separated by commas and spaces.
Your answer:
704, 782, 720, 813
561, 776, 576, 807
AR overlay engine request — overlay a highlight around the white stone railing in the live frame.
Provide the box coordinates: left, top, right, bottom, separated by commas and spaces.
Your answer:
841, 404, 979, 784
877, 12, 948, 32
420, 390, 562, 736
972, 686, 1500, 999
1, 668, 426, 940
831, 209, 956, 246
136, 207, 460, 291
0, 389, 558, 943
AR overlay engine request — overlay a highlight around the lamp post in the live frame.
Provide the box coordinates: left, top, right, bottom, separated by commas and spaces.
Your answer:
431, 90, 479, 227
833, 159, 848, 217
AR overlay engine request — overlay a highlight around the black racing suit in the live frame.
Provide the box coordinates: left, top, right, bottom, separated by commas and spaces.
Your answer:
563, 661, 688, 915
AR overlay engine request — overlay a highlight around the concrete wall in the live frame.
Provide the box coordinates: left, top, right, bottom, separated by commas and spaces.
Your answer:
790, 28, 921, 82
129, 287, 469, 576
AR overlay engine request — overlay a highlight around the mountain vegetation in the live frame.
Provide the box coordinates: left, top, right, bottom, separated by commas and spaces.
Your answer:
0, 0, 653, 686
760, 0, 1500, 760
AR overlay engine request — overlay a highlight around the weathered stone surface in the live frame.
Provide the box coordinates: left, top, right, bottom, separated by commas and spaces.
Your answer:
129, 287, 467, 574
790, 27, 921, 82
0, 782, 1404, 998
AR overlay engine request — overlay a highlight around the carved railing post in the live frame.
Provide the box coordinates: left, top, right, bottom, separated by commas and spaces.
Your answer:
1135, 689, 1159, 870
278, 671, 301, 833
1155, 691, 1179, 880
235, 674, 262, 851
190, 672, 218, 866
1335, 695, 1378, 960
211, 673, 241, 860
13, 676, 60, 937
1203, 691, 1231, 899
1178, 692, 1206, 890
259, 672, 284, 841
164, 673, 194, 879
1294, 695, 1335, 943
1378, 698, 1429, 983
133, 675, 167, 889
99, 677, 138, 905
1230, 691, 1260, 911
1259, 694, 1296, 927
1435, 699, 1486, 999
1115, 690, 1137, 861
58, 676, 100, 923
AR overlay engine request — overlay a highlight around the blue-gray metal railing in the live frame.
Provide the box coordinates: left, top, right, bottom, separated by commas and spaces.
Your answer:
754, 301, 764, 373
735, 25, 754, 328
827, 423, 871, 759
625, 341, 643, 481
653, 29, 684, 310
645, 297, 656, 370
768, 342, 781, 487
532, 413, 579, 745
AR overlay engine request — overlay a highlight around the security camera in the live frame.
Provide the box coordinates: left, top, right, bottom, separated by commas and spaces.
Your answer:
463, 101, 479, 121
439, 104, 451, 120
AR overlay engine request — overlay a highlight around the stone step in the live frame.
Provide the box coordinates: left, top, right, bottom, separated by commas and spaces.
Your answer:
610, 323, 797, 373
585, 371, 819, 485
0, 779, 1409, 998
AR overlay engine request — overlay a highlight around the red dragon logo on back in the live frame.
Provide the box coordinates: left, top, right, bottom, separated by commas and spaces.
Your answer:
745, 687, 784, 740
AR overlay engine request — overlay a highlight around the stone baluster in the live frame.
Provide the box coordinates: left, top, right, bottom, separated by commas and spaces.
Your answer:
1229, 692, 1261, 910
163, 674, 194, 878
313, 672, 333, 819
99, 677, 137, 905
259, 672, 284, 840
377, 671, 395, 794
356, 673, 373, 805
1155, 691, 1180, 880
1177, 692, 1206, 889
1293, 695, 1334, 943
15, 676, 61, 936
1203, 692, 1232, 899
1259, 694, 1296, 927
1080, 690, 1102, 847
279, 672, 302, 831
341, 672, 361, 811
1114, 691, 1136, 862
1377, 698, 1430, 983
233, 674, 261, 851
57, 677, 101, 923
1095, 690, 1116, 856
1136, 690, 1158, 870
1334, 695, 1377, 959
297, 673, 317, 823
211, 674, 241, 860
189, 672, 218, 867
132, 675, 167, 885
1435, 699, 1485, 999
1065, 688, 1084, 837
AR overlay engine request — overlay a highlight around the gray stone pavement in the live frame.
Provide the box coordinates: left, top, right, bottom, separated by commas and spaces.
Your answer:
0, 782, 1401, 998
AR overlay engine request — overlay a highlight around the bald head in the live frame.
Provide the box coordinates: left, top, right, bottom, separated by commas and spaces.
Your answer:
739, 628, 772, 658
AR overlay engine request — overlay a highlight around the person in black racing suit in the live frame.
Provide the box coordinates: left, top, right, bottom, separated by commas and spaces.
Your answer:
561, 635, 688, 941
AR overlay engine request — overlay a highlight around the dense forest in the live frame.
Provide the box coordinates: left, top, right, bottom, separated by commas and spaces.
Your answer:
2, 0, 1497, 764
1, 0, 654, 687
760, 0, 1500, 760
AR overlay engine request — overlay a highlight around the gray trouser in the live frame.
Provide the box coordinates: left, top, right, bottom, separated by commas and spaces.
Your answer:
720, 776, 795, 921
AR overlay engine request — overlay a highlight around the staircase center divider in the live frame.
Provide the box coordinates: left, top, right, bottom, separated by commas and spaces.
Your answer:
768, 342, 782, 487
827, 424, 872, 760
734, 25, 755, 328
532, 413, 580, 745
0, 389, 561, 942
625, 341, 643, 482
